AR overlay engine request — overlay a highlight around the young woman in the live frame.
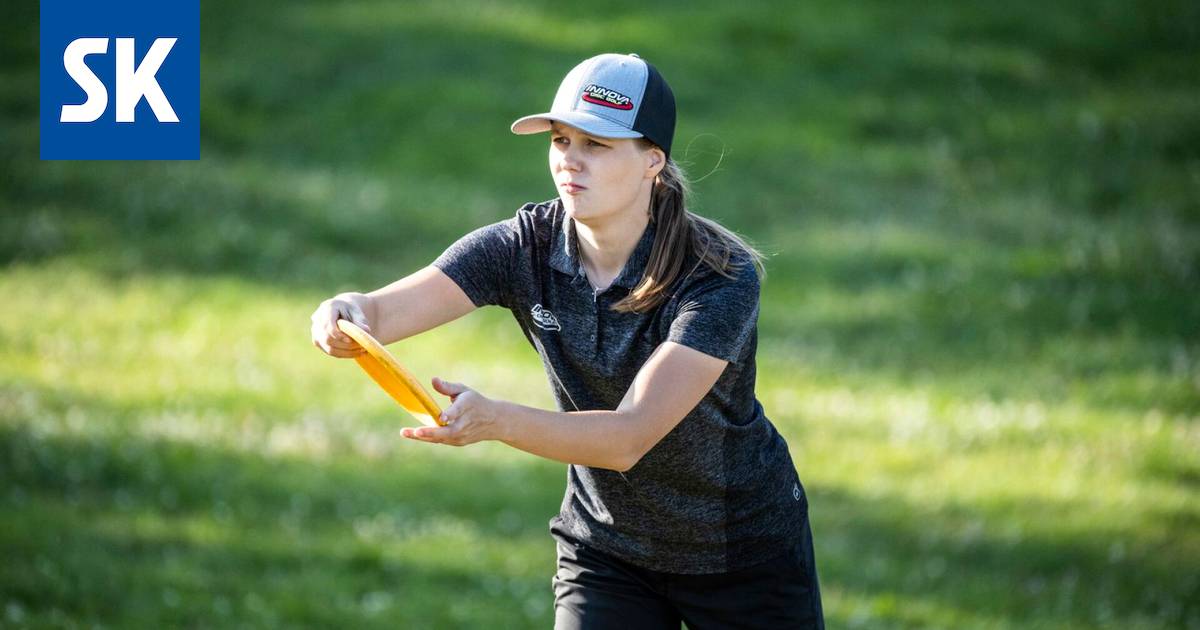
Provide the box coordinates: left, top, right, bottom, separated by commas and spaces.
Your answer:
310, 53, 825, 629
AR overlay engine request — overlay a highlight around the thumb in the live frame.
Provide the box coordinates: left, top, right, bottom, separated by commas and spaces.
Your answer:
346, 302, 371, 334
334, 303, 369, 336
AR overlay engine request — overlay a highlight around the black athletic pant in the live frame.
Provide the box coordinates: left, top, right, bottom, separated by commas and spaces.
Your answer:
550, 515, 825, 629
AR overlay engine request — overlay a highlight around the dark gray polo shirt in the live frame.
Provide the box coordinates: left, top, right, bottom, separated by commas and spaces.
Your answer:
432, 198, 807, 573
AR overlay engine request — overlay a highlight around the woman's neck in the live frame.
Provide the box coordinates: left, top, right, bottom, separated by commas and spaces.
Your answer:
574, 208, 650, 291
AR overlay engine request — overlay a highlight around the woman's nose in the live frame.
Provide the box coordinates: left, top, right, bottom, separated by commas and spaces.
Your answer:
556, 145, 583, 172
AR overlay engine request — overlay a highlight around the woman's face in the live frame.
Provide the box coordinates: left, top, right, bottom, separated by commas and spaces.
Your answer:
549, 122, 662, 224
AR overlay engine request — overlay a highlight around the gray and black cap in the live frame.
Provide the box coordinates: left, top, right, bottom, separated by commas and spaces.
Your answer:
511, 53, 676, 159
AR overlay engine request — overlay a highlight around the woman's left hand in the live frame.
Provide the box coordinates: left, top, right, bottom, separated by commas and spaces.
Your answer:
401, 377, 502, 446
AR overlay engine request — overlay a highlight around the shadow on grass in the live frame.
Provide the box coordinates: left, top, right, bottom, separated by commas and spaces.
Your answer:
3, 418, 1197, 628
4, 496, 525, 628
809, 484, 1198, 628
1, 421, 564, 627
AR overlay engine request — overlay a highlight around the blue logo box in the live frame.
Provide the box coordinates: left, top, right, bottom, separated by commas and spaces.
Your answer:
40, 0, 200, 160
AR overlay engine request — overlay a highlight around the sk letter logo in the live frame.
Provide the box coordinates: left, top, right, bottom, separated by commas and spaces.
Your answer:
40, 0, 200, 160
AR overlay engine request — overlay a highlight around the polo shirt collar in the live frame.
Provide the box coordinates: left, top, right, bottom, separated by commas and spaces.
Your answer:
549, 200, 657, 291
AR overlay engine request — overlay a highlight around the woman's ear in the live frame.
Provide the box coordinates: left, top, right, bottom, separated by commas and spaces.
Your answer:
646, 146, 666, 179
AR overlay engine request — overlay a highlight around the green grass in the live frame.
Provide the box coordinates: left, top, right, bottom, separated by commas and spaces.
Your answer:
2, 0, 1198, 627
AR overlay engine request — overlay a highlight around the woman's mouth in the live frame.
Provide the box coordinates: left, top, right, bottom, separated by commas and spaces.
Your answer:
561, 183, 587, 195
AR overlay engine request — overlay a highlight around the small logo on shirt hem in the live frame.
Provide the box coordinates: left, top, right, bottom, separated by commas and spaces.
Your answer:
793, 483, 802, 501
531, 304, 562, 331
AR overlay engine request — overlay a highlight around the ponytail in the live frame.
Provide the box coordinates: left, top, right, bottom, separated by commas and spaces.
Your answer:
612, 144, 767, 314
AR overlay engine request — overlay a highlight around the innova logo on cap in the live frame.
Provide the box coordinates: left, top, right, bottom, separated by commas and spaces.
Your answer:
40, 0, 200, 160
581, 84, 633, 111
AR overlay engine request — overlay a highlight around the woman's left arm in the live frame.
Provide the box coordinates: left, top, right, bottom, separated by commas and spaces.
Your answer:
400, 341, 727, 472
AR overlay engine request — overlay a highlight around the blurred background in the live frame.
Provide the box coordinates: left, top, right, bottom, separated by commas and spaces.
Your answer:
2, 0, 1198, 628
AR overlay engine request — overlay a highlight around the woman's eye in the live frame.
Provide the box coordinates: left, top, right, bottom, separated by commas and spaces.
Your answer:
551, 136, 605, 148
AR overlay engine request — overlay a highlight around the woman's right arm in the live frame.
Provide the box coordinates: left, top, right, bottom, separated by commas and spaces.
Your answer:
311, 265, 477, 357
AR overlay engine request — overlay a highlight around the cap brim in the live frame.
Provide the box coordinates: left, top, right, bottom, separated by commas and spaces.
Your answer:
511, 111, 644, 139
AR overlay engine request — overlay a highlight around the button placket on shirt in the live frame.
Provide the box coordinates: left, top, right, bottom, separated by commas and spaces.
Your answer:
589, 281, 603, 348
592, 288, 605, 349
570, 270, 600, 346
591, 295, 599, 346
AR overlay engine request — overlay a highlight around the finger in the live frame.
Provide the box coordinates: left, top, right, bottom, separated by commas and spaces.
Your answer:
329, 304, 353, 342
323, 337, 362, 351
320, 344, 366, 359
330, 340, 367, 356
314, 322, 354, 346
324, 314, 343, 342
403, 425, 450, 443
321, 320, 350, 348
334, 322, 360, 346
437, 396, 465, 425
431, 377, 469, 398
401, 427, 429, 441
313, 335, 365, 358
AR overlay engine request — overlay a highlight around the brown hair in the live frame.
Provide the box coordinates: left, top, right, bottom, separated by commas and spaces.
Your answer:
611, 142, 767, 314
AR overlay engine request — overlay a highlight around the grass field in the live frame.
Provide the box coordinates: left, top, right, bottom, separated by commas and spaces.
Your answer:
2, 0, 1198, 628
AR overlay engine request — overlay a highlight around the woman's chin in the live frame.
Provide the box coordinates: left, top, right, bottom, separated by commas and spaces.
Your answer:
561, 198, 619, 226
561, 199, 590, 220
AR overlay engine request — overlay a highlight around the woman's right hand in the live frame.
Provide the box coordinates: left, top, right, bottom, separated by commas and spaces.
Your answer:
310, 293, 373, 358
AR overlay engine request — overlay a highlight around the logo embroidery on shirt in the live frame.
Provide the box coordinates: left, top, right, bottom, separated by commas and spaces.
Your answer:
531, 304, 562, 331
793, 483, 802, 501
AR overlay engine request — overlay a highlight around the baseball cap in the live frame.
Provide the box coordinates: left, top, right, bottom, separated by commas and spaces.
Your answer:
511, 53, 676, 159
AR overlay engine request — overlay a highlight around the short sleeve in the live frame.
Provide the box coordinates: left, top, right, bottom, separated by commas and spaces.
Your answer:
666, 261, 761, 362
431, 218, 520, 308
